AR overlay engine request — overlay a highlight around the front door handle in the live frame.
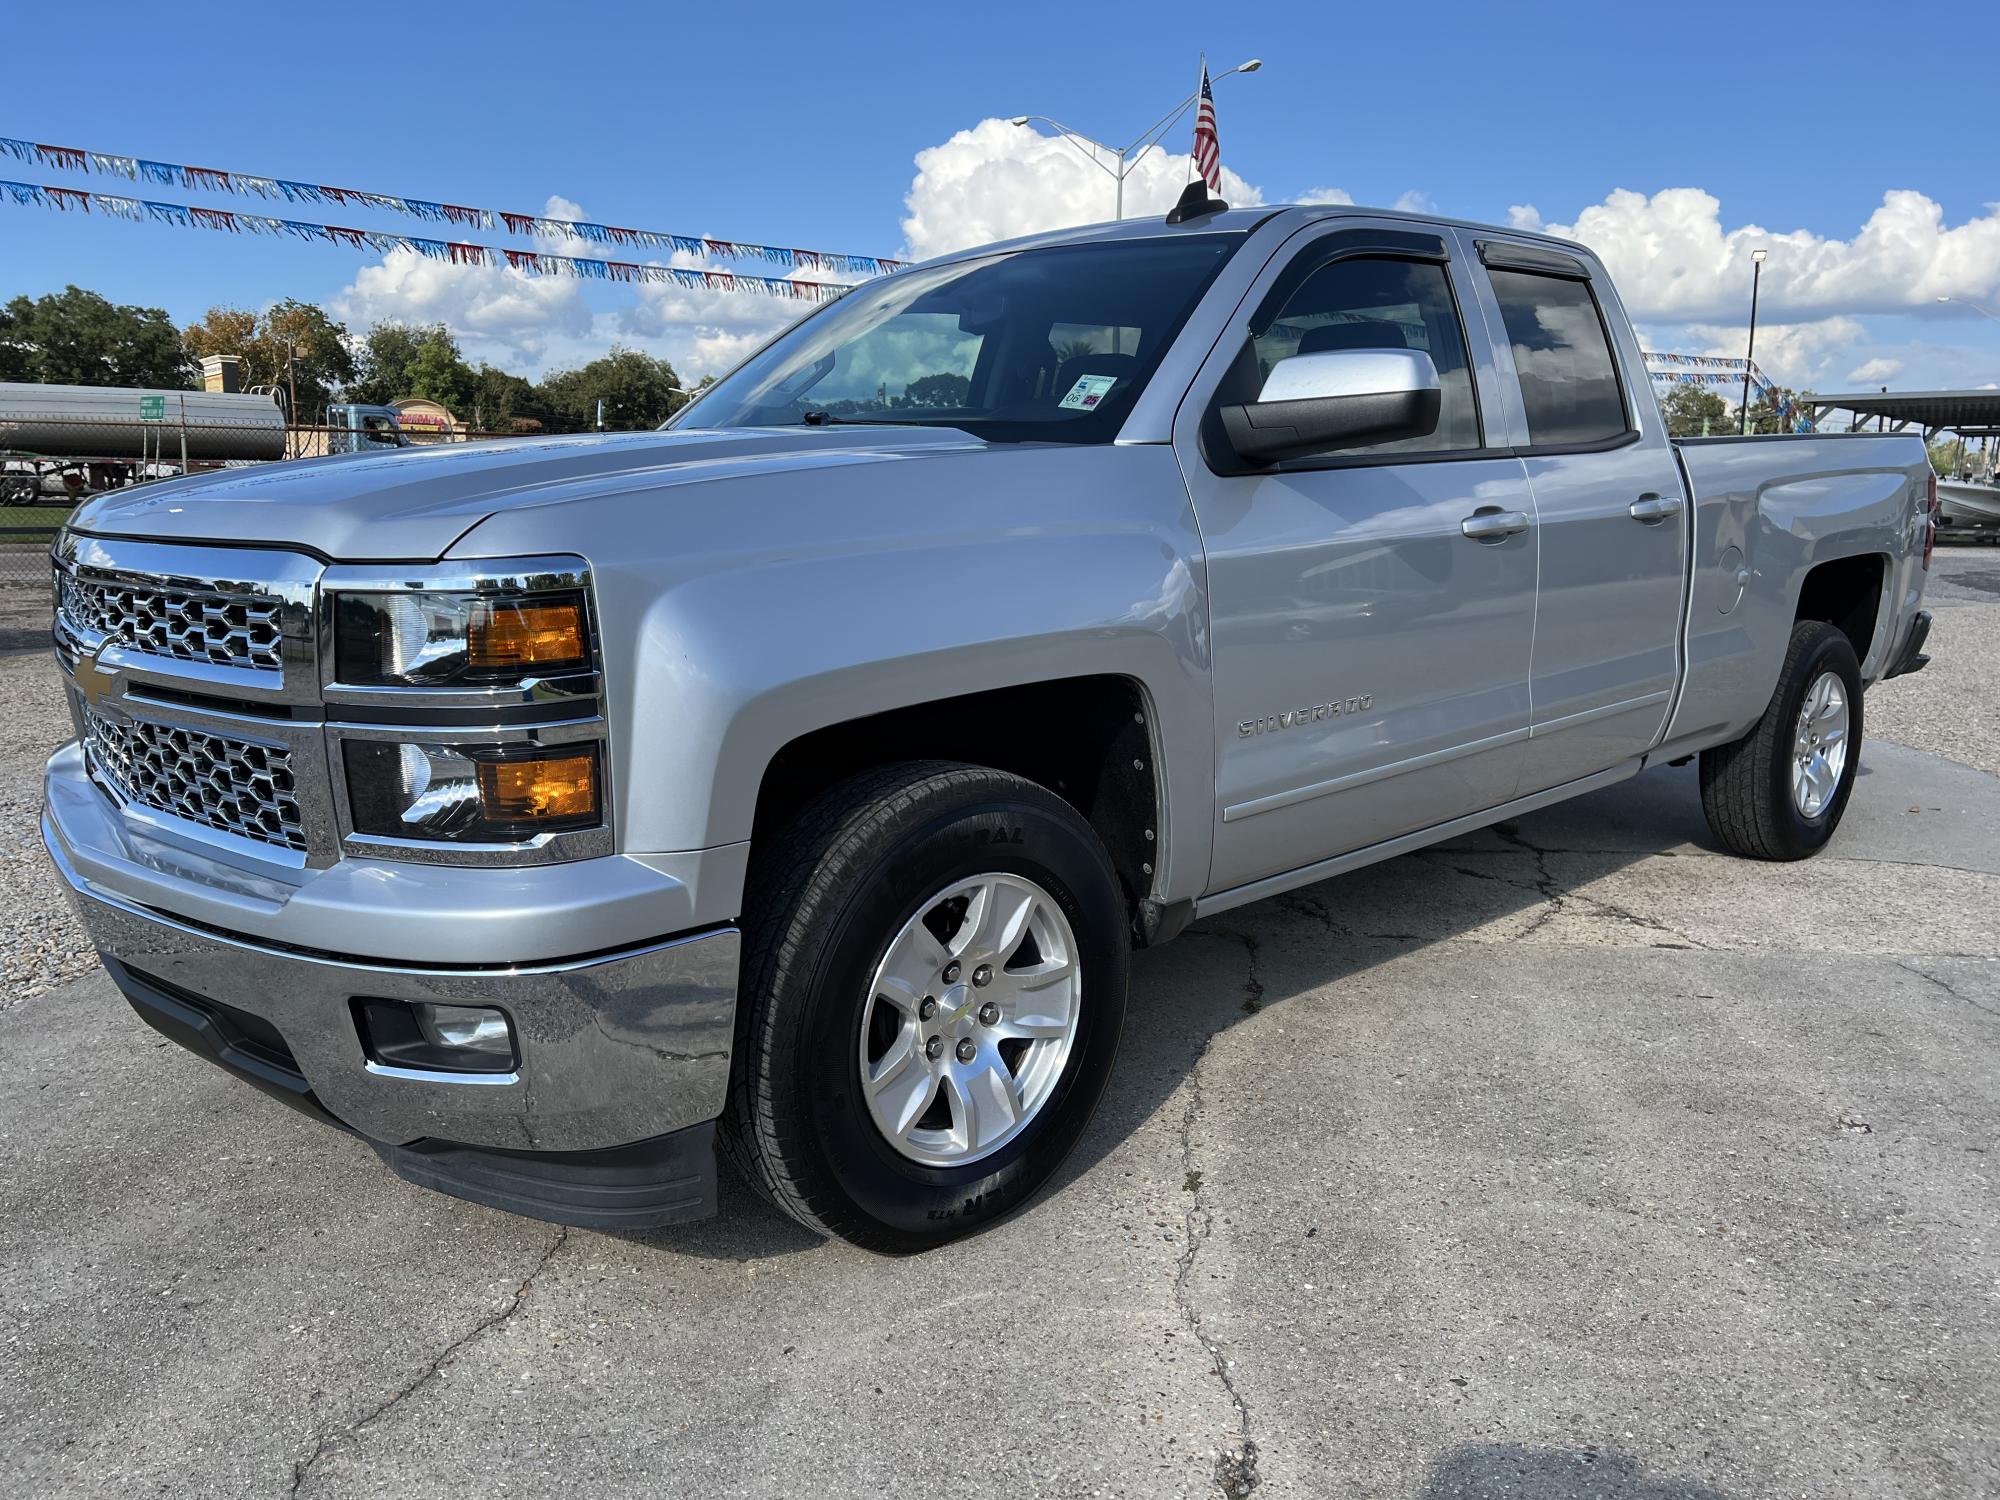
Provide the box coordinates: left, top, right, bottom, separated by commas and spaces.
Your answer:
1460, 508, 1530, 542
1629, 494, 1685, 523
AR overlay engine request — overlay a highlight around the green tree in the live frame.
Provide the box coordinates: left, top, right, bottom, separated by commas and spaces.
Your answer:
183, 299, 354, 422
467, 364, 547, 433
405, 338, 477, 413
0, 285, 192, 388
903, 372, 971, 408
536, 345, 684, 430
1928, 436, 1966, 477
1657, 383, 1732, 438
348, 323, 475, 409
1742, 384, 1813, 435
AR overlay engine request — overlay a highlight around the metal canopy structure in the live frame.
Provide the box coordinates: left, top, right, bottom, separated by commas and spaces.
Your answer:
1809, 389, 2000, 438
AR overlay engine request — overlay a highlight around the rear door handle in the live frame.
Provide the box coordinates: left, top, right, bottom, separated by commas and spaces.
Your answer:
1460, 508, 1530, 542
1629, 494, 1685, 523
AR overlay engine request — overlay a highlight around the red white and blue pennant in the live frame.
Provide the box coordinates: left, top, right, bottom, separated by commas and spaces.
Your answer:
0, 180, 853, 299
0, 137, 903, 275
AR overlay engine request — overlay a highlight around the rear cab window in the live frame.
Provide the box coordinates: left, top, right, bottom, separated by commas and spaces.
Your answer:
1484, 264, 1633, 449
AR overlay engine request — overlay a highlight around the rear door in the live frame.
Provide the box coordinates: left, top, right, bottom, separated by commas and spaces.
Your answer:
1463, 237, 1689, 792
1173, 221, 1540, 895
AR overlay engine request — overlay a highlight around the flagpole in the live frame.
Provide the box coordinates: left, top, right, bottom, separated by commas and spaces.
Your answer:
1190, 55, 1206, 188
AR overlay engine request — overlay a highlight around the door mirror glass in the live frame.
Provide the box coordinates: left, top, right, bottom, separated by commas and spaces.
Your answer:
1221, 348, 1442, 464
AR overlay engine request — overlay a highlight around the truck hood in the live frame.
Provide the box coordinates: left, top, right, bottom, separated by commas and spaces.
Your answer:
67, 427, 988, 560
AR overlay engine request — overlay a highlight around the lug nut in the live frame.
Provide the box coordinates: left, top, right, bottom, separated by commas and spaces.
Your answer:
925, 1036, 945, 1061
955, 1038, 977, 1064
942, 960, 961, 984
972, 963, 993, 987
919, 997, 938, 1021
977, 1001, 1000, 1026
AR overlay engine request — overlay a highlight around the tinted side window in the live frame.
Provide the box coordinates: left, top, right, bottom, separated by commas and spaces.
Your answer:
1248, 256, 1480, 456
1487, 268, 1629, 447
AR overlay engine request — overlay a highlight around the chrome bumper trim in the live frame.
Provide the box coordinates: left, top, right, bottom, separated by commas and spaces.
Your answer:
46, 821, 740, 1152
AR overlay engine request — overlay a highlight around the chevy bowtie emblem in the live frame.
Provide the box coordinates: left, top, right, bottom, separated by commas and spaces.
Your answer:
74, 640, 121, 710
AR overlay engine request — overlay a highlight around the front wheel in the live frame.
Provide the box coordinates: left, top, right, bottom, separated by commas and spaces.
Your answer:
721, 762, 1130, 1251
1699, 619, 1864, 860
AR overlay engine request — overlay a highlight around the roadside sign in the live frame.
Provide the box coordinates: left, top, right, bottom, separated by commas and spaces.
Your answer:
139, 396, 166, 422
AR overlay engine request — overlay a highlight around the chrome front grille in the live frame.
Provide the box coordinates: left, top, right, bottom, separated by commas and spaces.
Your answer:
81, 705, 309, 853
56, 568, 285, 672
51, 534, 606, 872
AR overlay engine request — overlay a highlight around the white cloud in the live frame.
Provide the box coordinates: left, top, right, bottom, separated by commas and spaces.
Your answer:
1507, 205, 1543, 231
332, 250, 593, 370
899, 117, 1263, 261
1846, 356, 1904, 384
331, 194, 845, 381
1392, 190, 1434, 215
1537, 186, 2000, 323
1298, 186, 1354, 206
1667, 317, 1867, 387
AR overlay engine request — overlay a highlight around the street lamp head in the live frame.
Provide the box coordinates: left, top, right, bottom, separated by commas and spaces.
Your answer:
1009, 116, 1030, 127
1750, 248, 1768, 264
1236, 59, 1263, 72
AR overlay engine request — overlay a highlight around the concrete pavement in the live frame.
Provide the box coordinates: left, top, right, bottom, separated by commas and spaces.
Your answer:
3, 738, 1994, 1497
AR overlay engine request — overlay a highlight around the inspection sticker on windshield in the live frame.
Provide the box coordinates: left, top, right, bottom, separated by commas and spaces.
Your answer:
1058, 373, 1119, 411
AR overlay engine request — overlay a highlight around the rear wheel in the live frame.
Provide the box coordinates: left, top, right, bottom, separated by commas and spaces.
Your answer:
1699, 620, 1864, 860
721, 761, 1129, 1251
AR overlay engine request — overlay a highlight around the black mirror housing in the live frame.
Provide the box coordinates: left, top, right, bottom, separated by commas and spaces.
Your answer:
1221, 386, 1442, 465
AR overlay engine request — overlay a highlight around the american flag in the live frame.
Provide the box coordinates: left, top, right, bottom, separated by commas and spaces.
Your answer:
1191, 61, 1221, 192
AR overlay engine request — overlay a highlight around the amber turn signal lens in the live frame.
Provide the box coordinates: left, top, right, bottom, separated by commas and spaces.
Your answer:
476, 754, 597, 823
468, 600, 586, 672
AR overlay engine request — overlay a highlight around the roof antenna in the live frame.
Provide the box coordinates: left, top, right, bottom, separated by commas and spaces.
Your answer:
1166, 180, 1227, 226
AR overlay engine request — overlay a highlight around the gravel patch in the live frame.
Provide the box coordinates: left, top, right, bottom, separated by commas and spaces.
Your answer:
0, 593, 94, 1011
1866, 552, 2000, 776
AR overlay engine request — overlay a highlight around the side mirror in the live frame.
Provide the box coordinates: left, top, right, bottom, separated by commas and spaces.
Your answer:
1220, 348, 1442, 464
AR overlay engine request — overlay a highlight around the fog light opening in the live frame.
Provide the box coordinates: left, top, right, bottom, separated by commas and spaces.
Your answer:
355, 998, 518, 1074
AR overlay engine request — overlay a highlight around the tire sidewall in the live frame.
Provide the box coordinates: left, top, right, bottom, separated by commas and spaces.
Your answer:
783, 788, 1128, 1247
1771, 626, 1864, 856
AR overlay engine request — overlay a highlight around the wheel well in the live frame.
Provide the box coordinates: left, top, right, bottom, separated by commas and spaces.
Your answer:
1795, 554, 1885, 667
751, 676, 1161, 927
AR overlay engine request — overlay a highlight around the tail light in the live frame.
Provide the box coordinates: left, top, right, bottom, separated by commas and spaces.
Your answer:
1923, 471, 1938, 571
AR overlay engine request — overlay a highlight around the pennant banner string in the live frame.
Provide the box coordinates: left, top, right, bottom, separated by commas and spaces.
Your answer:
0, 135, 904, 274
0, 181, 857, 301
1641, 352, 1812, 431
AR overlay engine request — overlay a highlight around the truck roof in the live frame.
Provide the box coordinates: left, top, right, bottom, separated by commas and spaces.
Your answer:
908, 202, 1601, 272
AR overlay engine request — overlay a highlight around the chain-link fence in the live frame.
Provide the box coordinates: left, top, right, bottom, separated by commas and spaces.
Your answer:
1, 417, 592, 594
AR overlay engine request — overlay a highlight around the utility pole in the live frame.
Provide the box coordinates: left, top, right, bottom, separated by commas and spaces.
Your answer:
1740, 248, 1768, 435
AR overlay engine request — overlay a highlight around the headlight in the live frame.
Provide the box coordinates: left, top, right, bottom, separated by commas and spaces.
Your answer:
333, 590, 590, 688
320, 557, 611, 865
344, 741, 601, 843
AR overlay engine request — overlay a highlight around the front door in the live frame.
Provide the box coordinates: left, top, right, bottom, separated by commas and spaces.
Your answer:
1174, 225, 1540, 895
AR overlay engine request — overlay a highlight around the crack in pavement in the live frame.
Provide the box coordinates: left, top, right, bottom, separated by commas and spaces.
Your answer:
288, 1225, 569, 1496
1178, 927, 1262, 1497
1894, 960, 2000, 1021
1437, 830, 1714, 950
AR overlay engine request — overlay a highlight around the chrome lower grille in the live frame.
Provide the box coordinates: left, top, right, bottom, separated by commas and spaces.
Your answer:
56, 568, 286, 672
82, 705, 308, 853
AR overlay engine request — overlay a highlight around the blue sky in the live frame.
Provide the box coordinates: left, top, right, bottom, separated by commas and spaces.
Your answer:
3, 0, 1996, 396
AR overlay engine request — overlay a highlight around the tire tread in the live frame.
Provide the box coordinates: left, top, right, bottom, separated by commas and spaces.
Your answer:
719, 760, 1106, 1250
1699, 620, 1858, 860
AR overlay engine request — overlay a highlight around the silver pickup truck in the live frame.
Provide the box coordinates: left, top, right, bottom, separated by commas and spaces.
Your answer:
42, 201, 1936, 1251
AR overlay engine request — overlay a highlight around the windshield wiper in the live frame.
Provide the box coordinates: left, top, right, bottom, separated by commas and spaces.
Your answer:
800, 411, 935, 427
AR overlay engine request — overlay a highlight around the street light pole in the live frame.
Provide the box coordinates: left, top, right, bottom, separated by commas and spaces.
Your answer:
1936, 294, 2000, 325
1741, 248, 1768, 435
1010, 60, 1263, 221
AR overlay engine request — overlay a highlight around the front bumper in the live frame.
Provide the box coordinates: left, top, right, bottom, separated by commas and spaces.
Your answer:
45, 741, 744, 1224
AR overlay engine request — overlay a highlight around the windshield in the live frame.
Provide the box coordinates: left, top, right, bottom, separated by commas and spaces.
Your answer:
671, 234, 1241, 443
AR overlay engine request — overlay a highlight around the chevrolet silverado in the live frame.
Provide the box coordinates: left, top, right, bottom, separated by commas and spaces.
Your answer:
43, 199, 1936, 1250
